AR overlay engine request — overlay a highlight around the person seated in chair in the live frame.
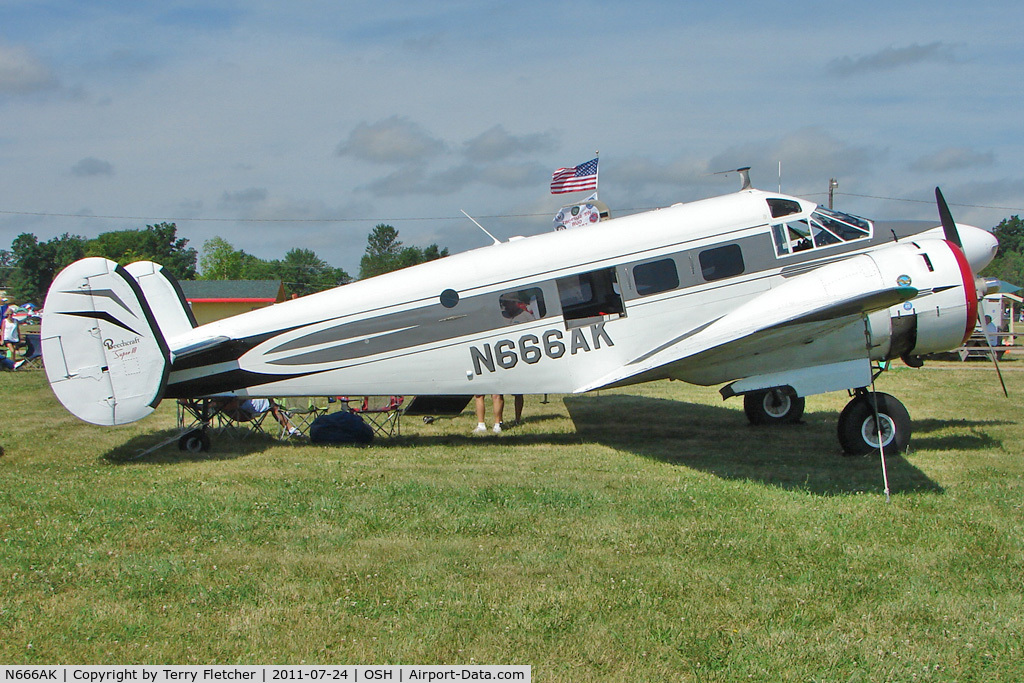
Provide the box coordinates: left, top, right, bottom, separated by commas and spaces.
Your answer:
215, 397, 300, 436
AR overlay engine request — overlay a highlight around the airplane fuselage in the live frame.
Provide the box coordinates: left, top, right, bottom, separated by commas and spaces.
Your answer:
158, 189, 994, 400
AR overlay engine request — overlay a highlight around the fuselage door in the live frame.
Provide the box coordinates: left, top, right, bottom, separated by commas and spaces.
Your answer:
556, 266, 626, 329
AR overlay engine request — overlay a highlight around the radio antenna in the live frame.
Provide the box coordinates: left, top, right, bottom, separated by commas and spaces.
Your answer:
461, 210, 501, 245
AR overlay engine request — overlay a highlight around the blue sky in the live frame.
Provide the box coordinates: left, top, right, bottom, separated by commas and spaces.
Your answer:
2, 1, 1022, 274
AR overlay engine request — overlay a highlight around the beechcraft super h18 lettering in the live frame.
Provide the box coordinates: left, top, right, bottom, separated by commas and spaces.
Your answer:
43, 171, 999, 455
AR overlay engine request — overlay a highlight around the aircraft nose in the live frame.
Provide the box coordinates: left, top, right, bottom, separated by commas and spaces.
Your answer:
958, 225, 999, 272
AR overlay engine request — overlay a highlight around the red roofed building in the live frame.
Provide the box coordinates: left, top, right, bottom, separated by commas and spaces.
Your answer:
179, 280, 286, 325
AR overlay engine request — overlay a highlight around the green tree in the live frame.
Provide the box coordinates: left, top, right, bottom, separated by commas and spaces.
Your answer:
8, 232, 87, 303
358, 224, 448, 279
359, 224, 404, 279
86, 222, 197, 280
274, 248, 350, 296
199, 237, 349, 295
200, 237, 256, 280
982, 216, 1024, 287
0, 249, 14, 289
992, 216, 1024, 258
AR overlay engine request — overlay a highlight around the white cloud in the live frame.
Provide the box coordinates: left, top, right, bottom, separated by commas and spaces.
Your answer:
2, 2, 1023, 274
462, 125, 557, 162
0, 42, 57, 94
335, 116, 446, 164
707, 128, 880, 195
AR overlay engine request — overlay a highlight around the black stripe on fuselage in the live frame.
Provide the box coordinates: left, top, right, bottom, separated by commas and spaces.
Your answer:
170, 329, 300, 371
164, 368, 326, 398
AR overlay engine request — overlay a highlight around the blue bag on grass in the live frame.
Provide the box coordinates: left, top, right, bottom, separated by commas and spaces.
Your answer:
309, 411, 374, 445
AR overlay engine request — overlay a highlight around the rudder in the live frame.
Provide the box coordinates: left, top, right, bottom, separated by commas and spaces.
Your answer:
42, 257, 171, 425
125, 260, 197, 340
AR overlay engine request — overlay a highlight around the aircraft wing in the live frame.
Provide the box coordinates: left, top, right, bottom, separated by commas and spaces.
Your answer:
575, 284, 917, 393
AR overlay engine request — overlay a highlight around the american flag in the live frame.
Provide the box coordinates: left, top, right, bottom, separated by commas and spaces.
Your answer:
550, 157, 599, 194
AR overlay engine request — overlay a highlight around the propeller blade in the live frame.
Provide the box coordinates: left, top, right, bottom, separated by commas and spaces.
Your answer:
936, 187, 962, 248
939, 187, 1007, 396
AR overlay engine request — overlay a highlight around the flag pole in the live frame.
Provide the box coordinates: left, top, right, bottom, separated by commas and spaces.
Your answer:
595, 150, 600, 200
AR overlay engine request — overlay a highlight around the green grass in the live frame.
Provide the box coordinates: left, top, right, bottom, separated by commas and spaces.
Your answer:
2, 364, 1023, 680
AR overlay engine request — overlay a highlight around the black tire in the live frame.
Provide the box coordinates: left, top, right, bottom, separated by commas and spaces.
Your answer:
178, 430, 210, 453
744, 389, 805, 425
837, 392, 911, 456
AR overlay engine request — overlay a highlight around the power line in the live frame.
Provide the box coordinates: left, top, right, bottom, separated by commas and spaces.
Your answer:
1, 193, 1021, 226
833, 192, 1023, 212
0, 209, 551, 223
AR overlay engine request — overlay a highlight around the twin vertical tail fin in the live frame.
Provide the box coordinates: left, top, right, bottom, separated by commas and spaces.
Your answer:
42, 257, 185, 426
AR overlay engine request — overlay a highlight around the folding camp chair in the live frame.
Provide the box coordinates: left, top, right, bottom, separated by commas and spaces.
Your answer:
19, 333, 43, 370
276, 397, 330, 439
343, 395, 404, 438
214, 400, 275, 439
177, 397, 274, 442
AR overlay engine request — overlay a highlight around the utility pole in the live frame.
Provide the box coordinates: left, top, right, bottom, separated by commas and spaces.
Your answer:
828, 178, 838, 210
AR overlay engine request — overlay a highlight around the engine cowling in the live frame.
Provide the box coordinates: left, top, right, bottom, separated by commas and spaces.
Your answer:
867, 237, 979, 360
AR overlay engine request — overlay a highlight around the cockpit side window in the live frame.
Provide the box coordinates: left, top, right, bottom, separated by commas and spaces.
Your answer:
814, 208, 871, 241
771, 207, 872, 258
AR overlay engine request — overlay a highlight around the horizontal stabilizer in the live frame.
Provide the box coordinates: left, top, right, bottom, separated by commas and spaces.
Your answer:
42, 258, 170, 425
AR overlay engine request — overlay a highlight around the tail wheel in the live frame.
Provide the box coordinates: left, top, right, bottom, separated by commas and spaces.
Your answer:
743, 388, 805, 425
837, 392, 911, 456
178, 429, 210, 453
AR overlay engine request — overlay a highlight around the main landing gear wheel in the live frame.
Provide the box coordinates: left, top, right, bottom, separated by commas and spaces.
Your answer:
837, 391, 911, 456
744, 389, 805, 425
178, 429, 210, 453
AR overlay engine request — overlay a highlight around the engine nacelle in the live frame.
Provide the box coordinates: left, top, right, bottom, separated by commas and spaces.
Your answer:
867, 238, 977, 360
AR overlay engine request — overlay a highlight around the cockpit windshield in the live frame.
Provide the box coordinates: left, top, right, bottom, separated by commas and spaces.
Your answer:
771, 207, 872, 257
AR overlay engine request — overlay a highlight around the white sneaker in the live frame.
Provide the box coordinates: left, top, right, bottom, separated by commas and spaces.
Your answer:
13, 360, 25, 370
473, 423, 488, 433
492, 423, 503, 433
288, 427, 301, 436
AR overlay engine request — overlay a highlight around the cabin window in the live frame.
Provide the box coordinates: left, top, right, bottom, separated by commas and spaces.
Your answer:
698, 244, 744, 281
768, 198, 802, 218
557, 267, 625, 327
633, 258, 679, 296
771, 208, 872, 258
498, 288, 546, 324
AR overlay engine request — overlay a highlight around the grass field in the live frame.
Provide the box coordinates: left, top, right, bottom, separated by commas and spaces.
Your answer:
1, 364, 1022, 680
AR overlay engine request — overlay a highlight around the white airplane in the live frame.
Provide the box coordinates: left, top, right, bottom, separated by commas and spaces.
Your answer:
41, 173, 999, 455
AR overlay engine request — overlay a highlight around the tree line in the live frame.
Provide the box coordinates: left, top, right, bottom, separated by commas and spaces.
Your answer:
7, 213, 1018, 306
0, 222, 448, 304
980, 216, 1024, 287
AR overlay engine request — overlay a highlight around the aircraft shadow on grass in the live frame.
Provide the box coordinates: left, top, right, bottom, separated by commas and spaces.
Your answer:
104, 427, 288, 464
107, 395, 1008, 496
561, 394, 999, 496
908, 417, 1009, 452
